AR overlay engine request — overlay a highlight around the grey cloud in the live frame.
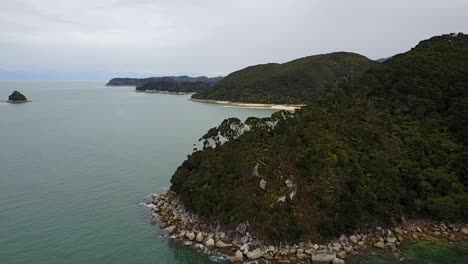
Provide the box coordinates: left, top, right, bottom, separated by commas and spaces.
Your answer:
1, 0, 467, 79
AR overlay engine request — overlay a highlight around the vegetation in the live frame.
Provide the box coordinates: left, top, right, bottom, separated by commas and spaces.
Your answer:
192, 52, 379, 104
170, 33, 468, 243
8, 90, 28, 101
135, 77, 213, 93
106, 75, 223, 86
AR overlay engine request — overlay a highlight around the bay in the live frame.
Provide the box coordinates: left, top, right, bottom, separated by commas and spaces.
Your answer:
0, 81, 274, 264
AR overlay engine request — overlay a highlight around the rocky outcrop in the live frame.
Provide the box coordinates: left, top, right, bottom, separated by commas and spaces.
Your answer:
7, 90, 28, 103
146, 191, 468, 264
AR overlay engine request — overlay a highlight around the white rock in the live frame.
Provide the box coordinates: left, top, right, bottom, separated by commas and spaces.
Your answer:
215, 240, 232, 248
349, 235, 358, 244
196, 232, 204, 243
230, 250, 243, 263
337, 251, 347, 259
246, 248, 263, 260
333, 257, 346, 264
461, 227, 468, 235
386, 236, 397, 243
297, 253, 308, 260
260, 179, 267, 190
186, 231, 195, 241
205, 238, 215, 249
240, 243, 249, 254
165, 225, 176, 234
311, 251, 336, 263
373, 241, 385, 249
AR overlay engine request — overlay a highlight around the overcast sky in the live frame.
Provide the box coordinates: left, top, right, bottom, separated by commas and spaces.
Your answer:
1, 0, 467, 79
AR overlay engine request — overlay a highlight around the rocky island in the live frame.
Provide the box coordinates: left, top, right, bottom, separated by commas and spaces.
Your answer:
7, 90, 29, 103
146, 33, 468, 263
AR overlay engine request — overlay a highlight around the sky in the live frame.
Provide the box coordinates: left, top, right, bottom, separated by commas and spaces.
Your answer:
1, 0, 467, 80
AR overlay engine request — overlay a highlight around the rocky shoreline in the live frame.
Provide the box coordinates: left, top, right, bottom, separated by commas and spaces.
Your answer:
146, 191, 468, 263
135, 89, 192, 95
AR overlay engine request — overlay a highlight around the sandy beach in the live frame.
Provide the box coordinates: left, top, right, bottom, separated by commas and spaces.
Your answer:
189, 98, 305, 111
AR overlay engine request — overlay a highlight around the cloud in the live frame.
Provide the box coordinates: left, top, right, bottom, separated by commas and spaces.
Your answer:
1, 0, 467, 79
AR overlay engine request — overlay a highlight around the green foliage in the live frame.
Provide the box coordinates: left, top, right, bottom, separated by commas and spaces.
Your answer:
170, 33, 468, 242
192, 52, 379, 104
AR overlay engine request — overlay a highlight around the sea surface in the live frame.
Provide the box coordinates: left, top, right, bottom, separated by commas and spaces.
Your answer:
0, 81, 466, 264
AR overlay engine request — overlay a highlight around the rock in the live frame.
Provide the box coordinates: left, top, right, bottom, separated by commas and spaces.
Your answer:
230, 250, 244, 263
373, 242, 385, 249
165, 225, 176, 234
386, 236, 397, 243
240, 243, 249, 254
349, 235, 358, 244
343, 245, 353, 253
196, 232, 204, 242
311, 250, 336, 263
461, 227, 468, 235
247, 248, 263, 260
448, 233, 456, 241
205, 238, 215, 249
412, 234, 419, 240
333, 258, 346, 264
186, 231, 195, 241
337, 251, 347, 259
260, 179, 267, 190
297, 253, 307, 260
215, 240, 232, 248
277, 196, 286, 202
236, 223, 247, 235
7, 90, 28, 102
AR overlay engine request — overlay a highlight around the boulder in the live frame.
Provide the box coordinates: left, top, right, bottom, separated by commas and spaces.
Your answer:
196, 232, 204, 242
246, 248, 263, 260
8, 90, 28, 102
205, 238, 215, 249
337, 251, 347, 259
165, 225, 176, 234
386, 236, 397, 243
333, 258, 346, 264
349, 235, 358, 244
260, 179, 267, 190
343, 245, 353, 253
236, 223, 247, 235
186, 231, 195, 241
373, 242, 385, 249
297, 253, 308, 260
311, 250, 336, 263
461, 227, 468, 235
215, 240, 232, 248
240, 243, 249, 254
230, 250, 244, 263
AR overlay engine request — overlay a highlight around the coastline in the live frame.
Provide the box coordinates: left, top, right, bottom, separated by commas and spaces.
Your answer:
189, 98, 306, 111
147, 191, 468, 263
135, 89, 193, 95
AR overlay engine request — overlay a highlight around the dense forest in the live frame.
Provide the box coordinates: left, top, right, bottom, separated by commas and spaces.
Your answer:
192, 52, 379, 104
135, 77, 213, 93
107, 76, 223, 86
170, 33, 468, 243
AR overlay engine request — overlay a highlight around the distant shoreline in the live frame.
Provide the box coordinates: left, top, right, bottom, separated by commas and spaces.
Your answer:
189, 98, 305, 110
135, 89, 193, 95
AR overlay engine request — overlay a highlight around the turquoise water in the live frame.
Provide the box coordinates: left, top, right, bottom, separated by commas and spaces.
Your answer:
1, 81, 466, 264
0, 81, 274, 264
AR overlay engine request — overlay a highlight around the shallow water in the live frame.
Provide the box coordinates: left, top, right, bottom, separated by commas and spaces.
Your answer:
0, 81, 273, 264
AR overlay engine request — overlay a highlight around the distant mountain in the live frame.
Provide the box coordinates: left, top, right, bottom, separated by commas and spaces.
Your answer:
135, 77, 214, 94
106, 76, 223, 86
376, 57, 392, 63
192, 52, 379, 104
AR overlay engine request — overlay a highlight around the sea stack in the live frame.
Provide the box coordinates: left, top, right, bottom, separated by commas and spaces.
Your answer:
8, 90, 28, 103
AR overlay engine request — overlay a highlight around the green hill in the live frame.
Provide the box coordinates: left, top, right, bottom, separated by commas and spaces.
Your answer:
170, 33, 468, 242
192, 52, 379, 104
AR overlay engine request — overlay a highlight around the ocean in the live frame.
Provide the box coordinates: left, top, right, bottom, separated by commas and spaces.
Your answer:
0, 81, 466, 264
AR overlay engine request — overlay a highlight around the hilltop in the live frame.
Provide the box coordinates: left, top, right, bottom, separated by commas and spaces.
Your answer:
192, 52, 379, 104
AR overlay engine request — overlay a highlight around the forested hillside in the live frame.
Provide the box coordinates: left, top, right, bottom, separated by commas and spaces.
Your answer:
192, 52, 378, 104
170, 33, 468, 242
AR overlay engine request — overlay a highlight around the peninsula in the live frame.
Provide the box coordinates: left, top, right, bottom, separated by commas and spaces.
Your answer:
149, 33, 468, 263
